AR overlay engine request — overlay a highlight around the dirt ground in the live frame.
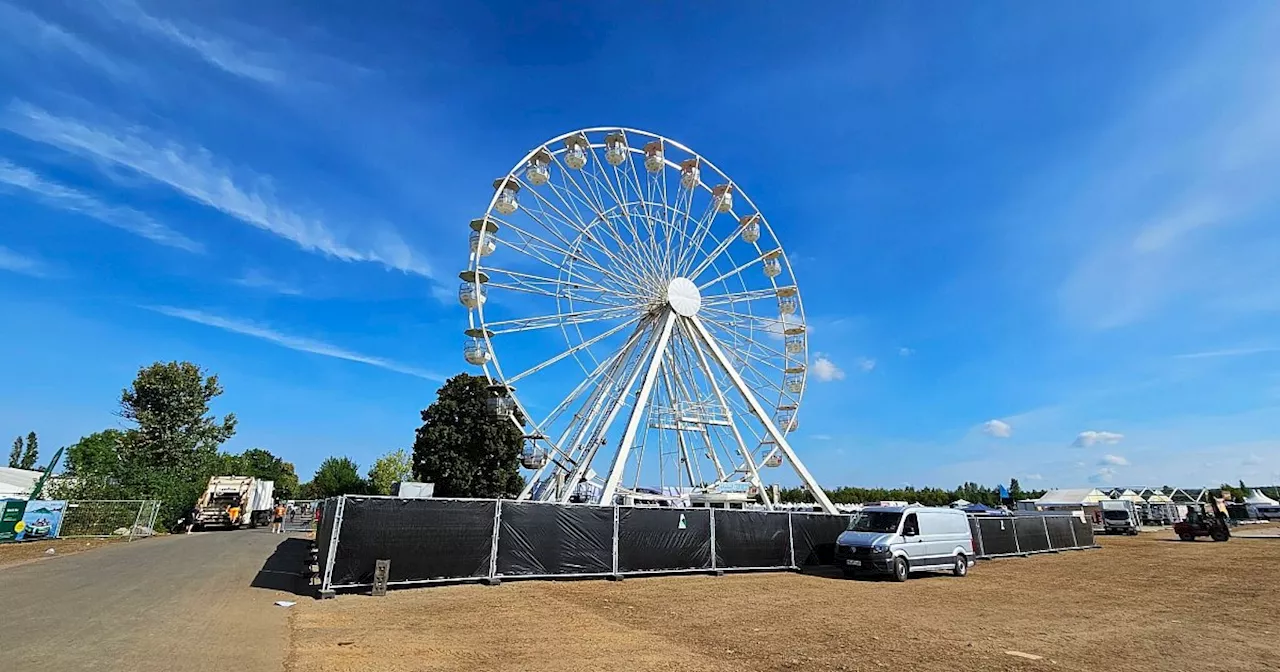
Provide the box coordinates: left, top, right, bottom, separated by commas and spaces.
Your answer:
0, 536, 124, 568
288, 528, 1280, 672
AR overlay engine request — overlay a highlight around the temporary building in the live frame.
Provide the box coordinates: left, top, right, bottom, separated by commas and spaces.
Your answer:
1245, 489, 1280, 520
0, 467, 42, 499
1144, 491, 1180, 524
1035, 488, 1110, 507
950, 499, 971, 508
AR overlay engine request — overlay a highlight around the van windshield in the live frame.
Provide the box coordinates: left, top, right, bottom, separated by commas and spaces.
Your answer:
848, 511, 902, 533
1103, 510, 1131, 521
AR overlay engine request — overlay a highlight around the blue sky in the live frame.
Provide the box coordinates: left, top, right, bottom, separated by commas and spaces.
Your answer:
1, 1, 1277, 489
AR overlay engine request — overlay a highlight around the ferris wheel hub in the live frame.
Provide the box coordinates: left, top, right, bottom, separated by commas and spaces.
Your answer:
665, 277, 702, 317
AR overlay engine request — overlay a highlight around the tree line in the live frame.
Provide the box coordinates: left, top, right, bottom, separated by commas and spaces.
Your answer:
8, 431, 41, 470
778, 479, 1048, 507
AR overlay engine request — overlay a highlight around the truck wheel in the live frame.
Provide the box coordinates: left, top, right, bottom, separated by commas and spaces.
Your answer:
952, 554, 968, 577
1178, 533, 1194, 541
892, 557, 909, 582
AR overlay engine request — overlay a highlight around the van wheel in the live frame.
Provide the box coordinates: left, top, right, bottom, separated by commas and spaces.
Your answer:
891, 557, 909, 582
952, 554, 968, 577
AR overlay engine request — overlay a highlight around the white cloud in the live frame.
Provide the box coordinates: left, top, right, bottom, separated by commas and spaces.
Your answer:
1090, 467, 1116, 484
1174, 346, 1280, 359
1100, 454, 1129, 466
856, 357, 877, 372
233, 270, 303, 296
102, 0, 282, 84
4, 103, 431, 276
898, 347, 915, 357
811, 355, 845, 382
0, 159, 202, 252
0, 3, 128, 79
1074, 430, 1125, 447
0, 246, 49, 277
1024, 473, 1044, 481
982, 419, 1013, 438
148, 306, 443, 381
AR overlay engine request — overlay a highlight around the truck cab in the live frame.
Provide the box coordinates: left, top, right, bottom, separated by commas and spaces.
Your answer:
834, 506, 975, 582
1099, 500, 1140, 535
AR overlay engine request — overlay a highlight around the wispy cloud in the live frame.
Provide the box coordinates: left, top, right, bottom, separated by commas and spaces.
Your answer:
1089, 467, 1116, 484
809, 434, 832, 441
1024, 473, 1044, 481
147, 306, 443, 381
811, 355, 845, 382
1174, 346, 1280, 359
856, 357, 877, 372
1100, 454, 1129, 466
0, 158, 202, 252
898, 347, 915, 357
233, 269, 303, 296
0, 3, 127, 79
3, 102, 431, 275
100, 0, 282, 84
982, 419, 1013, 438
0, 246, 50, 277
1074, 430, 1124, 448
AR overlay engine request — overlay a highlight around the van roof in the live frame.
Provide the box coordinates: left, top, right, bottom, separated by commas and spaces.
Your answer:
861, 505, 964, 514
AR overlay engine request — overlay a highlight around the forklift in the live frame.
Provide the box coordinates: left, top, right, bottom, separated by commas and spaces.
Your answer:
1173, 494, 1232, 542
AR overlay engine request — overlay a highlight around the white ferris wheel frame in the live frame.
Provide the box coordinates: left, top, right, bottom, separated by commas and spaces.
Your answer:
463, 127, 836, 514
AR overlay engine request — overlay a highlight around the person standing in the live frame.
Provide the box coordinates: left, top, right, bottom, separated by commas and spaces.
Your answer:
271, 501, 287, 534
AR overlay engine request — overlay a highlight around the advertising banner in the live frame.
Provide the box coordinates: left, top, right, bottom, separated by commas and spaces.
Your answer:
0, 499, 67, 542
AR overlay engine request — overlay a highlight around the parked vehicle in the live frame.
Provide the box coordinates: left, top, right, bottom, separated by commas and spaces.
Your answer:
1100, 500, 1141, 535
193, 476, 274, 529
834, 505, 975, 582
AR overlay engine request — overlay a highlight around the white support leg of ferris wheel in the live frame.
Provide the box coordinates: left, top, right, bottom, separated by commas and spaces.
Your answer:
685, 318, 773, 509
688, 315, 837, 514
599, 309, 678, 506
556, 317, 667, 503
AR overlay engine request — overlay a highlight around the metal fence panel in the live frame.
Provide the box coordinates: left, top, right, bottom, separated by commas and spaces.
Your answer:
330, 497, 496, 587
314, 498, 339, 590
712, 509, 792, 569
1014, 516, 1051, 553
790, 512, 849, 566
496, 501, 613, 577
1045, 516, 1075, 549
1071, 516, 1096, 547
60, 500, 160, 539
968, 517, 985, 557
975, 518, 1018, 555
617, 507, 712, 573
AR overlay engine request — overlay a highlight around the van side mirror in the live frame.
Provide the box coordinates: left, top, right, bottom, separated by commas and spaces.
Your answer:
903, 527, 917, 537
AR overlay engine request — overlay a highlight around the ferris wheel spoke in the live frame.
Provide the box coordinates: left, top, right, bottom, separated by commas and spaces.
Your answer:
484, 305, 638, 336
484, 266, 647, 304
700, 287, 781, 308
684, 215, 748, 280
506, 314, 642, 384
494, 217, 650, 298
697, 247, 780, 290
543, 152, 645, 274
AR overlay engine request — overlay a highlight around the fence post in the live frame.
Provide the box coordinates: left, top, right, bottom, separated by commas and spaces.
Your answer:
1069, 514, 1079, 548
321, 496, 347, 593
487, 499, 502, 581
787, 511, 796, 569
971, 518, 984, 558
128, 500, 145, 542
611, 504, 620, 576
1042, 516, 1052, 551
709, 507, 718, 572
1011, 517, 1022, 555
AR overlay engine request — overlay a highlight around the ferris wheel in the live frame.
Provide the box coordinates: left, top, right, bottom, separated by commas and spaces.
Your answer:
459, 128, 836, 514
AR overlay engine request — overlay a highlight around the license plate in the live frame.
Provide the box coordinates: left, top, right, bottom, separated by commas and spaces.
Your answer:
845, 559, 861, 567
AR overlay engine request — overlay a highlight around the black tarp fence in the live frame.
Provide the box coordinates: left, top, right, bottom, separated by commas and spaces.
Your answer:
318, 497, 1097, 592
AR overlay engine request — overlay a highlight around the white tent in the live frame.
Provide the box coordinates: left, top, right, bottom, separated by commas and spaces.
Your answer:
0, 467, 42, 499
1035, 488, 1109, 507
950, 499, 971, 508
1245, 489, 1280, 520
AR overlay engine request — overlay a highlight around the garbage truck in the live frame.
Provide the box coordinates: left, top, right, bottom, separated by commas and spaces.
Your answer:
193, 476, 274, 529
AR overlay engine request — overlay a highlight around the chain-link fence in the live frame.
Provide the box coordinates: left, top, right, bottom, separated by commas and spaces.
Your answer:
60, 500, 162, 541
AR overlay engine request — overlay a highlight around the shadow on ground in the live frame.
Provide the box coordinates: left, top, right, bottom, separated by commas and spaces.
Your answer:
251, 537, 314, 597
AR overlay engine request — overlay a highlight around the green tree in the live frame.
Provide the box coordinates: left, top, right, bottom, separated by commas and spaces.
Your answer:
19, 431, 39, 470
412, 374, 524, 498
8, 435, 21, 468
222, 448, 301, 499
52, 430, 127, 499
311, 457, 366, 497
118, 361, 237, 467
117, 361, 238, 526
1009, 478, 1025, 501
367, 449, 414, 495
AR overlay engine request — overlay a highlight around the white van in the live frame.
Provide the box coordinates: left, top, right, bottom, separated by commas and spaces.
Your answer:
834, 505, 975, 581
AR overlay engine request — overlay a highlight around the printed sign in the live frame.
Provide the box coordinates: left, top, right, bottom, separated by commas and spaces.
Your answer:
0, 499, 67, 542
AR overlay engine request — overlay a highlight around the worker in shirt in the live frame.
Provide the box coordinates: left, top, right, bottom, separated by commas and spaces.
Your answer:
271, 502, 287, 534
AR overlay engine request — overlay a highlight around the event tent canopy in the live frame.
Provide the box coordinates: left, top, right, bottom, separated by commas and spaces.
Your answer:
0, 467, 42, 499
